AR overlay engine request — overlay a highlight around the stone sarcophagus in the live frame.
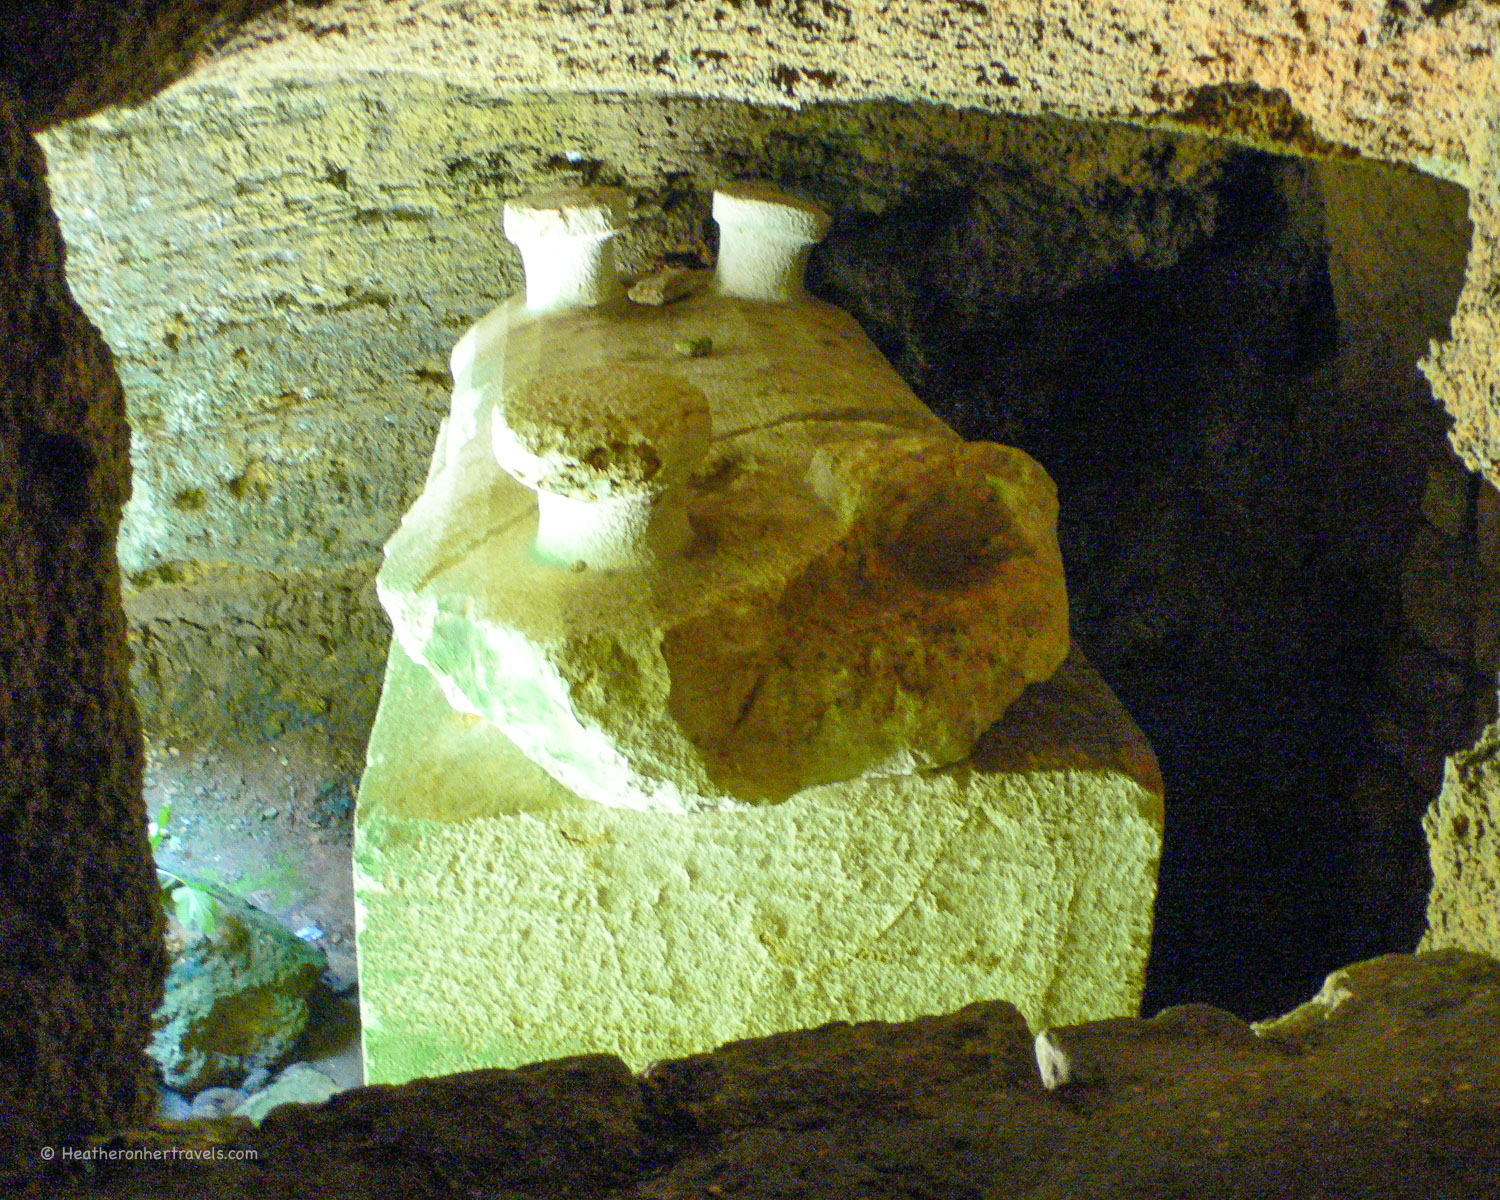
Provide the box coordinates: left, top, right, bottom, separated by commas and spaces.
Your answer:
354, 182, 1163, 1084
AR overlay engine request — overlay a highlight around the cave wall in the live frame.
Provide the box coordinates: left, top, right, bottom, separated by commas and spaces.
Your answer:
0, 0, 1495, 1160
0, 86, 163, 1166
164, 1, 1500, 495
192, 0, 1493, 175
41, 86, 1251, 749
41, 60, 1492, 1014
806, 150, 1478, 1014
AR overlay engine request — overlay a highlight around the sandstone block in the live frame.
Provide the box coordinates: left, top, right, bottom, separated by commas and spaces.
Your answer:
360, 183, 1150, 1085
354, 643, 1162, 1083
382, 189, 1066, 811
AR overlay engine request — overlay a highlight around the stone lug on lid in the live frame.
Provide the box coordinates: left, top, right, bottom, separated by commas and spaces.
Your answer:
503, 186, 627, 314
491, 364, 712, 568
712, 182, 831, 303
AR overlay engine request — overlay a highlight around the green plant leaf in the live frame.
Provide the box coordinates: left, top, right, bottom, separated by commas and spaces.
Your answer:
172, 884, 218, 937
148, 801, 172, 852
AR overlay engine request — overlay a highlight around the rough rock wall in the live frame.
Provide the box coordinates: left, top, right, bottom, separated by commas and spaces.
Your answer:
201, 0, 1494, 178
0, 85, 163, 1167
809, 150, 1476, 1015
1425, 722, 1500, 961
31, 951, 1500, 1200
0, 0, 1486, 1174
1428, 112, 1500, 485
17, 0, 1500, 1036
1316, 159, 1485, 955
0, 1, 285, 131
41, 85, 1242, 747
182, 1, 1500, 527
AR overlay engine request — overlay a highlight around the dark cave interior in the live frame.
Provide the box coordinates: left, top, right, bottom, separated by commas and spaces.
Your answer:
809, 148, 1476, 1019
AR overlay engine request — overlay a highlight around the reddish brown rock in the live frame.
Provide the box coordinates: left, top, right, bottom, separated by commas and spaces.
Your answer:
0, 88, 163, 1171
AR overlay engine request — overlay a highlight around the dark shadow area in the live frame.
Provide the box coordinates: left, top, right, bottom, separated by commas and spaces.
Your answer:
811, 148, 1476, 1019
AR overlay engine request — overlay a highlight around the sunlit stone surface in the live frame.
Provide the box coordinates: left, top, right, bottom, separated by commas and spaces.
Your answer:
357, 183, 1162, 1081
381, 184, 1070, 811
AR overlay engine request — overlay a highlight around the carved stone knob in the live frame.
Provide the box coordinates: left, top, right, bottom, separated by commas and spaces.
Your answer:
503, 187, 626, 313
712, 182, 831, 303
492, 365, 712, 568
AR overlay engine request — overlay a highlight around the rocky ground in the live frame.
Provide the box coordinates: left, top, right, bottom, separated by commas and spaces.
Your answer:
28, 949, 1500, 1200
142, 728, 367, 1117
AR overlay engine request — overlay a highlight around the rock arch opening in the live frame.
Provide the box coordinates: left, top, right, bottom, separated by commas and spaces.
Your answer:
39, 85, 1477, 1037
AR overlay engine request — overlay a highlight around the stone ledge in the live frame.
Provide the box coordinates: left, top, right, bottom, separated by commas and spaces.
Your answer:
37, 949, 1500, 1200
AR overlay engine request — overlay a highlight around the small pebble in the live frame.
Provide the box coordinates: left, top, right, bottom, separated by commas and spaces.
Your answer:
673, 334, 713, 358
628, 266, 709, 305
241, 1067, 271, 1094
261, 806, 279, 820
190, 1087, 247, 1119
295, 924, 325, 942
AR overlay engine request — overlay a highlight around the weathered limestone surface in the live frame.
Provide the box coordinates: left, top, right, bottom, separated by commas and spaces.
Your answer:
123, 562, 386, 744
1423, 718, 1500, 963
0, 0, 1495, 1187
196, 0, 1496, 179
39, 84, 1238, 748
41, 950, 1500, 1200
1427, 111, 1500, 485
0, 88, 163, 1169
383, 246, 1067, 808
356, 642, 1162, 1083
356, 184, 1147, 1076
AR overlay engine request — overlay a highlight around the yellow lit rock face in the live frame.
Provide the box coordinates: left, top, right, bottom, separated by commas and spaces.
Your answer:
1422, 719, 1500, 963
357, 183, 1159, 1081
356, 643, 1163, 1083
380, 283, 1067, 811
664, 434, 1069, 800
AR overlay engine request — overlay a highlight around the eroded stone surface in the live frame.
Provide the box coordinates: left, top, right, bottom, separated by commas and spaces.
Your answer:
383, 261, 1066, 809
354, 643, 1159, 1084
188, 1, 1497, 179
150, 896, 328, 1092
663, 434, 1068, 799
0, 87, 164, 1171
40, 950, 1500, 1200
1035, 1001, 1264, 1091
20, 89, 1278, 751
1422, 719, 1500, 963
493, 363, 712, 568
